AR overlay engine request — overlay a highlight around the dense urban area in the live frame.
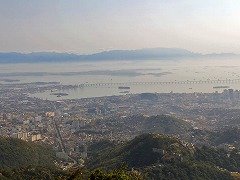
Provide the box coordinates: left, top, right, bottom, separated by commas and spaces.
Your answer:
1, 82, 240, 171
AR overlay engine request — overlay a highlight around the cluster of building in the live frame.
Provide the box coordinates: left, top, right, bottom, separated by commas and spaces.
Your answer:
1, 82, 240, 166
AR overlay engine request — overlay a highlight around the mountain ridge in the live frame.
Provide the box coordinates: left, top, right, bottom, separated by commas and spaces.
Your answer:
0, 47, 238, 63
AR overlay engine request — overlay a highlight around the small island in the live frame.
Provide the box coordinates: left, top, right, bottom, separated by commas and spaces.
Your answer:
0, 79, 20, 82
50, 92, 69, 96
118, 86, 130, 89
213, 86, 230, 89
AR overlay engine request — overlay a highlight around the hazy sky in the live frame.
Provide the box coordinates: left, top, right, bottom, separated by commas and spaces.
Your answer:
1, 0, 240, 54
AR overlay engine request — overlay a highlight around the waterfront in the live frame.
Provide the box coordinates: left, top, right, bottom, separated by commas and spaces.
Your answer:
1, 58, 240, 100
27, 82, 240, 100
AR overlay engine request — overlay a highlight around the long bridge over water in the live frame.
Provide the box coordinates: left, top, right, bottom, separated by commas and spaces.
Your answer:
79, 79, 240, 87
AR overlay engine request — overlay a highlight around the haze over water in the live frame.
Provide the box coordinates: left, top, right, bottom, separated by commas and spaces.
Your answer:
1, 58, 240, 100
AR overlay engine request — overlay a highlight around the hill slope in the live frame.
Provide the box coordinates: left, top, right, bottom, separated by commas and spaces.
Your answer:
0, 137, 56, 169
87, 133, 240, 180
87, 133, 193, 170
191, 126, 240, 147
0, 134, 238, 179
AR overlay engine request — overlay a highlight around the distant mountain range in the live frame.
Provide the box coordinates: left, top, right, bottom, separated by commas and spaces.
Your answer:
0, 48, 238, 63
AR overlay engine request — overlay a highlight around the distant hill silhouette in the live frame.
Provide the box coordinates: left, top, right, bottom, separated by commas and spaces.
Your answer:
0, 48, 238, 63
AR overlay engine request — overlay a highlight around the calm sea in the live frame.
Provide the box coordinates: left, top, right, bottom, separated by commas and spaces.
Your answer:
1, 58, 240, 100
